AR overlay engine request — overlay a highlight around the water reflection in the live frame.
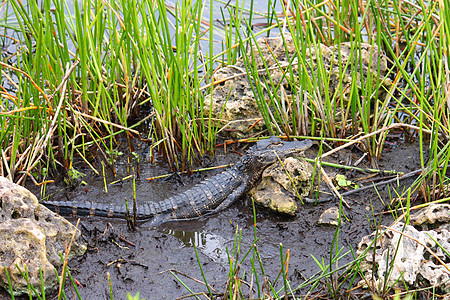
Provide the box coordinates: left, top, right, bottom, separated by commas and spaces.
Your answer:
164, 229, 229, 264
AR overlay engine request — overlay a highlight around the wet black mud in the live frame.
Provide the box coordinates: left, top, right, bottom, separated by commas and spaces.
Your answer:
1, 140, 426, 299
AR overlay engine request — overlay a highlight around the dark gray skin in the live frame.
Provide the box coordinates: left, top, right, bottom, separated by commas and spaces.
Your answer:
41, 137, 312, 226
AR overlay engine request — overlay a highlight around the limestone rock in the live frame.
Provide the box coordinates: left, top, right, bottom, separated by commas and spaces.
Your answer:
0, 176, 86, 296
357, 220, 450, 293
204, 34, 391, 136
251, 157, 313, 216
317, 207, 340, 226
410, 203, 450, 230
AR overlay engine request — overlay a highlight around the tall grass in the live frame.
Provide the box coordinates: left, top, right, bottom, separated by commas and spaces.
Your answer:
1, 0, 234, 183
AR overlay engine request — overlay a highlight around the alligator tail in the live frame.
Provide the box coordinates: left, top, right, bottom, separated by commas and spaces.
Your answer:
40, 199, 160, 220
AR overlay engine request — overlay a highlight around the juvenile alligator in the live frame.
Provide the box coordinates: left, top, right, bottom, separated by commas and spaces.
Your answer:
41, 137, 312, 225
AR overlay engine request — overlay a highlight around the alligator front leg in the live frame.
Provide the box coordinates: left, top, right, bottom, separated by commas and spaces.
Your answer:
149, 183, 247, 225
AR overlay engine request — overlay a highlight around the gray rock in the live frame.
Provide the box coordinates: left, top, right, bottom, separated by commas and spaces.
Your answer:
0, 177, 86, 296
250, 157, 313, 215
204, 34, 391, 136
317, 206, 340, 226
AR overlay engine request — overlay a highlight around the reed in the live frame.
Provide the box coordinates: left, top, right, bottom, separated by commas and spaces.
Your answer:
1, 0, 449, 187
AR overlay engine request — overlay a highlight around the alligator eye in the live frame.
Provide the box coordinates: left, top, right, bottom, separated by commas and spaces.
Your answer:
269, 141, 282, 147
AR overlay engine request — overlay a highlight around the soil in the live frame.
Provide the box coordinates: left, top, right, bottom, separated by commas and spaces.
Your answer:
0, 138, 426, 300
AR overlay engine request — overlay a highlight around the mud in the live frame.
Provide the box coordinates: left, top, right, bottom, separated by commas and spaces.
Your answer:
0, 139, 425, 299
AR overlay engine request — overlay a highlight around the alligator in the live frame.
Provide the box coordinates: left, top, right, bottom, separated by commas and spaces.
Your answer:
41, 137, 312, 225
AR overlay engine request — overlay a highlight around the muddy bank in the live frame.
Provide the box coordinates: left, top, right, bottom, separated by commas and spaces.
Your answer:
1, 141, 425, 299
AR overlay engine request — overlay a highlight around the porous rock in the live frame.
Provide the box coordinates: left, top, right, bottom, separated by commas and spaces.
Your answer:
0, 176, 86, 296
204, 34, 391, 135
357, 212, 450, 293
410, 203, 450, 230
250, 157, 313, 215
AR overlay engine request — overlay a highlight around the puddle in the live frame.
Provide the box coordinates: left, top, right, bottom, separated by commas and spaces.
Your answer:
164, 229, 231, 264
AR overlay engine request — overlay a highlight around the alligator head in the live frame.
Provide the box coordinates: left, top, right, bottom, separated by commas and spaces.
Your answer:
237, 136, 313, 184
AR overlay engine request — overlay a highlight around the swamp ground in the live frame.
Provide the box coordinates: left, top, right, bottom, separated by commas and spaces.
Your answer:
0, 136, 425, 299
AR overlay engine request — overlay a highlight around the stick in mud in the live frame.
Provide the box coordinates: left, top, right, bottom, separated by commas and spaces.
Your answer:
304, 169, 423, 204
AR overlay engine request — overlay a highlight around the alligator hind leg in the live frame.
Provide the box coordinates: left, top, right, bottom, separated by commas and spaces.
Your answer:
207, 183, 246, 215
